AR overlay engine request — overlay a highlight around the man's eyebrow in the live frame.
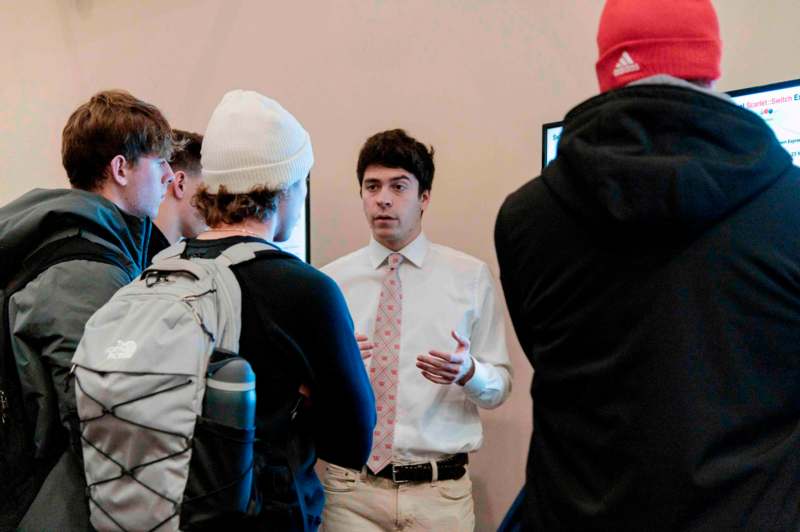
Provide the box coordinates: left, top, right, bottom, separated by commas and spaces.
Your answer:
363, 175, 412, 183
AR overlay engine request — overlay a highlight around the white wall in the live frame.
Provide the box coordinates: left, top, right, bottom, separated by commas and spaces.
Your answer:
2, 1, 799, 529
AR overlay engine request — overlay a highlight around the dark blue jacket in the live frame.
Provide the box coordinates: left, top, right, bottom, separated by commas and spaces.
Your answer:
184, 236, 375, 531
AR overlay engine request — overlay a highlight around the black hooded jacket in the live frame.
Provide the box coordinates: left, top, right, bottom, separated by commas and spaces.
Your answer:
495, 85, 800, 531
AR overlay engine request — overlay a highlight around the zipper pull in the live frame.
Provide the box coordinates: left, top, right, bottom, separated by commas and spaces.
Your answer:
290, 395, 304, 421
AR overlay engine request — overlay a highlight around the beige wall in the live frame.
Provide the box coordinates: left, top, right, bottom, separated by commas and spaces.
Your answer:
2, 1, 799, 529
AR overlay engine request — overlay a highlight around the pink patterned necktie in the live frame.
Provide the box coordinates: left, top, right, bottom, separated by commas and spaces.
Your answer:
368, 252, 404, 473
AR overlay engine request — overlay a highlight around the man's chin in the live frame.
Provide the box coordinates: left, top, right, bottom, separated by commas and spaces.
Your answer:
371, 231, 404, 248
371, 228, 396, 239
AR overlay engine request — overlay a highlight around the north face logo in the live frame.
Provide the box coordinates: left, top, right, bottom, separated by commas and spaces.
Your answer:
613, 51, 640, 77
105, 340, 137, 360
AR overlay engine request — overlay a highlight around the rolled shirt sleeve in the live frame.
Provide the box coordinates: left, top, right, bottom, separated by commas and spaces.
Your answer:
462, 263, 512, 409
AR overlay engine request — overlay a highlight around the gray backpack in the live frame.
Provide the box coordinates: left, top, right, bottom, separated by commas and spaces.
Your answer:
71, 241, 271, 531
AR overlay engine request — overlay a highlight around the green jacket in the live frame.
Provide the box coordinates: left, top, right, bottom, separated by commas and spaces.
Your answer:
0, 188, 149, 528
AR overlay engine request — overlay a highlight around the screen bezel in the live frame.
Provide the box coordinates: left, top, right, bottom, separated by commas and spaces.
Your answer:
727, 78, 800, 99
541, 78, 800, 170
304, 187, 311, 263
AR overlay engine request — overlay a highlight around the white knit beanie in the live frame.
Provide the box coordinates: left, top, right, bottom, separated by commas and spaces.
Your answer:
201, 90, 314, 193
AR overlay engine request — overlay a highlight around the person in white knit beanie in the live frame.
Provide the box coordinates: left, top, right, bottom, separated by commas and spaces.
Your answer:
185, 90, 377, 531
195, 89, 314, 242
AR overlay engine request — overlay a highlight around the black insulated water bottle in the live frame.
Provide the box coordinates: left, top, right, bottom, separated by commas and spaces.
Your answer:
203, 355, 256, 512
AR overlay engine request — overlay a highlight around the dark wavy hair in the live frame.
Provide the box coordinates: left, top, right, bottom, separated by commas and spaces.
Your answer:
356, 129, 435, 194
169, 129, 203, 175
62, 90, 176, 191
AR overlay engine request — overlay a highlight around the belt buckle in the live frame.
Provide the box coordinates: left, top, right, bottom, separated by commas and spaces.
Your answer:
391, 464, 409, 484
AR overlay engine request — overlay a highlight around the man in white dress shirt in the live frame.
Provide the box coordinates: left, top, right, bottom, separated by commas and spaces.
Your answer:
321, 129, 512, 531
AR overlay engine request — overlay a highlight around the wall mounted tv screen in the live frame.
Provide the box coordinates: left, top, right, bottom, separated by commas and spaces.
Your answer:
277, 189, 310, 262
542, 78, 800, 170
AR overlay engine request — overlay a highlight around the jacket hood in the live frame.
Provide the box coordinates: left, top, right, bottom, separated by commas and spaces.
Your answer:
544, 84, 793, 233
0, 188, 150, 281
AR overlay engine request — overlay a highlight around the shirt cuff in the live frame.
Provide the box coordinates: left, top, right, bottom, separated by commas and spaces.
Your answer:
462, 356, 491, 395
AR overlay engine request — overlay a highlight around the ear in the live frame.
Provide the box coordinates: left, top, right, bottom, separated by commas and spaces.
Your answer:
172, 171, 186, 200
109, 155, 129, 186
419, 189, 431, 213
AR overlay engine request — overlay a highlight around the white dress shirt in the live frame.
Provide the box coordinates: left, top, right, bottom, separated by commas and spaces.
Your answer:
322, 233, 512, 462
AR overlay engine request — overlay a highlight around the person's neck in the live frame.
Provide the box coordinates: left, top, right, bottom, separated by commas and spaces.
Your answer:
92, 183, 139, 219
197, 220, 275, 241
153, 207, 182, 244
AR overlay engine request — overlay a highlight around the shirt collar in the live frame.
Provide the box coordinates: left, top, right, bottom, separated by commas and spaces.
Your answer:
367, 232, 429, 269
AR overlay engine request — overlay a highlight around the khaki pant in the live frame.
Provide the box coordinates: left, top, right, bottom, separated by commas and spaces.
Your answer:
321, 463, 475, 532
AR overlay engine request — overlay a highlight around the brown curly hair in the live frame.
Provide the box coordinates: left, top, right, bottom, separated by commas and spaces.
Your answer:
192, 184, 282, 227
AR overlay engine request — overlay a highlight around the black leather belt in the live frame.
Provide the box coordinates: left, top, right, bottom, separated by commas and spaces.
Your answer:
372, 453, 468, 483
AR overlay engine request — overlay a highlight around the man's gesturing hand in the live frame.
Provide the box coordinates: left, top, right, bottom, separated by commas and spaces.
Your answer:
356, 333, 374, 360
416, 330, 475, 386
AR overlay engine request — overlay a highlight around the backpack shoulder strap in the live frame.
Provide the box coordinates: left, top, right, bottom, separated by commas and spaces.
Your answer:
215, 241, 278, 267
151, 240, 187, 264
7, 229, 131, 294
198, 242, 275, 355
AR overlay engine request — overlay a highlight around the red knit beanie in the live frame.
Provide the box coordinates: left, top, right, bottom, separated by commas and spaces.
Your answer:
595, 0, 722, 93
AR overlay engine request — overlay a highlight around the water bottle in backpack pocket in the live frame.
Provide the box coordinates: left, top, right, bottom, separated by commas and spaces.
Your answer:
180, 351, 258, 527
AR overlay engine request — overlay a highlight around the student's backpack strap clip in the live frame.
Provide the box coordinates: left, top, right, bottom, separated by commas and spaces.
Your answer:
205, 242, 276, 354
140, 258, 209, 283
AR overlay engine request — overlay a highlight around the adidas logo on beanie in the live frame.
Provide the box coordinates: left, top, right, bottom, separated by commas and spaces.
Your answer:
595, 0, 722, 93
